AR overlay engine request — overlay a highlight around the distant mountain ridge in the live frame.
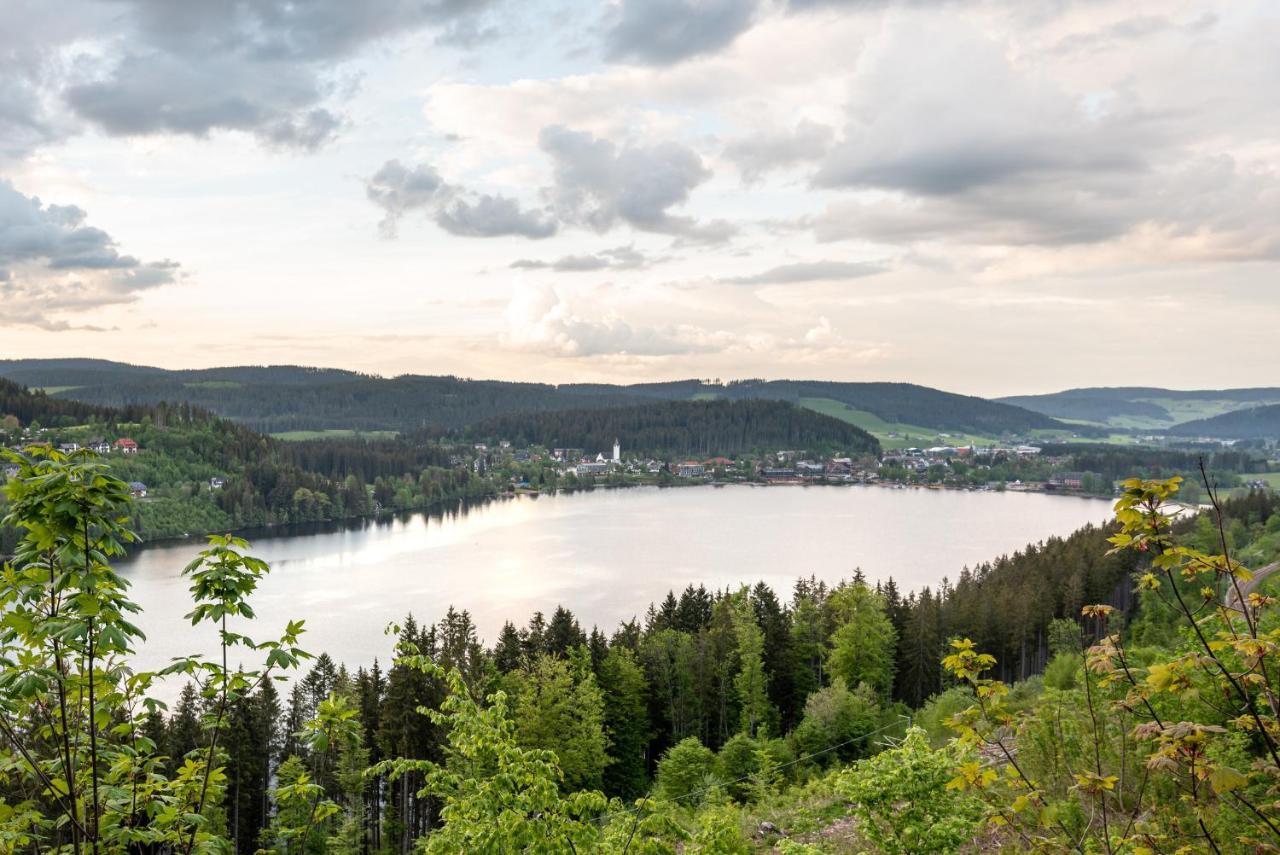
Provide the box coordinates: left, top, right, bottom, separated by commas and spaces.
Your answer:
999, 386, 1280, 433
0, 359, 1066, 437
1168, 404, 1280, 440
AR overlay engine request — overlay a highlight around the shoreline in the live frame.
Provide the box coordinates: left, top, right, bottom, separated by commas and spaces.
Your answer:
118, 476, 1118, 556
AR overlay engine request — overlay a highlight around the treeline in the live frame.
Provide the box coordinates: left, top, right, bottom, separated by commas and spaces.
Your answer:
1171, 402, 1280, 439
132, 488, 1280, 852
0, 380, 495, 544
464, 399, 879, 457
0, 358, 1073, 436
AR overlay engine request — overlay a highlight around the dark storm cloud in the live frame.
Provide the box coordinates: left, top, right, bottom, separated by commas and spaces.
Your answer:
604, 0, 760, 65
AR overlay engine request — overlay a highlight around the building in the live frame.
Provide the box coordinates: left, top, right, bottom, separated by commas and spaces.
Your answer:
1, 465, 19, 480
612, 438, 621, 463
676, 461, 706, 478
128, 481, 148, 498
114, 438, 139, 454
576, 461, 610, 476
209, 477, 226, 490
89, 440, 112, 454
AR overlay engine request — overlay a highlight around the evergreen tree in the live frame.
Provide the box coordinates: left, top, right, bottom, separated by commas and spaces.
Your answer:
598, 646, 649, 799
732, 591, 776, 738
545, 605, 587, 658
512, 653, 610, 792
493, 621, 524, 672
827, 582, 897, 701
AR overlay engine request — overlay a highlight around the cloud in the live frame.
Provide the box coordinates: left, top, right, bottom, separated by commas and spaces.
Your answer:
60, 0, 495, 149
724, 120, 834, 181
813, 21, 1147, 196
503, 284, 722, 356
539, 125, 733, 241
724, 259, 887, 285
604, 0, 760, 65
437, 195, 557, 239
510, 245, 651, 272
366, 160, 450, 237
0, 180, 180, 329
366, 159, 555, 239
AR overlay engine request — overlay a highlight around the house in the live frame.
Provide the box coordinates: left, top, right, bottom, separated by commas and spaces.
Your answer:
209, 477, 226, 490
676, 462, 706, 478
58, 442, 80, 453
576, 461, 610, 476
2, 465, 19, 480
704, 456, 734, 468
128, 481, 148, 498
761, 467, 797, 481
89, 440, 112, 454
114, 438, 139, 454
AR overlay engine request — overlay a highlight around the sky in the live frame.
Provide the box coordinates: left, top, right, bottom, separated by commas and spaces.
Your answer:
1, 0, 1277, 398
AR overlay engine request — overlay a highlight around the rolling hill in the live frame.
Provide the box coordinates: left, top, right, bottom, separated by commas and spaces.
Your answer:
466, 399, 880, 457
1168, 403, 1280, 440
999, 386, 1280, 431
0, 359, 1068, 437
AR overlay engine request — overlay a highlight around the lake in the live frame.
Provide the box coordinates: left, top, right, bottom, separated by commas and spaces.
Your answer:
115, 485, 1114, 681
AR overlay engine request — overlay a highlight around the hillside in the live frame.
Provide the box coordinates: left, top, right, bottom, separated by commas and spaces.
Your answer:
1000, 386, 1280, 429
0, 377, 486, 544
0, 359, 1066, 437
466, 399, 879, 457
1168, 402, 1280, 439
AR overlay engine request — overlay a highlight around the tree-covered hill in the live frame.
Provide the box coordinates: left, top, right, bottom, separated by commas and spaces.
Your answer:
1000, 385, 1280, 429
466, 399, 880, 457
0, 358, 1066, 436
1168, 402, 1280, 439
0, 378, 493, 544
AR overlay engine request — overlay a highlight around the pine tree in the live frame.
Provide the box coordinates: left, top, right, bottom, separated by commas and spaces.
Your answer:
598, 646, 649, 799
512, 654, 610, 792
733, 591, 776, 738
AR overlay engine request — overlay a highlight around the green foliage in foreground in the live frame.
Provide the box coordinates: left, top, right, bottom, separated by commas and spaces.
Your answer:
4, 448, 1280, 853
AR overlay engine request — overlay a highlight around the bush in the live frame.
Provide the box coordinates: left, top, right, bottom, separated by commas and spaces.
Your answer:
715, 733, 761, 802
840, 728, 983, 855
656, 737, 716, 806
1042, 651, 1083, 691
789, 678, 882, 766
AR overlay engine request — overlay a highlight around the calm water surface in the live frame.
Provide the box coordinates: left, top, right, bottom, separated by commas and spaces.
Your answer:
116, 485, 1113, 679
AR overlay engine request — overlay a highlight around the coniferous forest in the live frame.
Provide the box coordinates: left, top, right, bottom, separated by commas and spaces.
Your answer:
4, 444, 1280, 852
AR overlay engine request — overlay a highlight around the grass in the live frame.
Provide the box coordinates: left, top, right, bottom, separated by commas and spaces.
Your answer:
799, 398, 999, 449
270, 429, 400, 441
38, 386, 82, 395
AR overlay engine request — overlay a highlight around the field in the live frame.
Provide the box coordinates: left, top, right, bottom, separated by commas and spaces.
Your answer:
798, 398, 1000, 449
270, 429, 400, 441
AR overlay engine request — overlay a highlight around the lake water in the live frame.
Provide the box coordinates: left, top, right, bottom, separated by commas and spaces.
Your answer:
115, 485, 1114, 681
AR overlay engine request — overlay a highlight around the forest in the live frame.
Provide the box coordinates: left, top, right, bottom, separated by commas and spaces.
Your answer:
4, 443, 1280, 852
1171, 402, 1280, 439
464, 399, 879, 457
0, 359, 1070, 436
